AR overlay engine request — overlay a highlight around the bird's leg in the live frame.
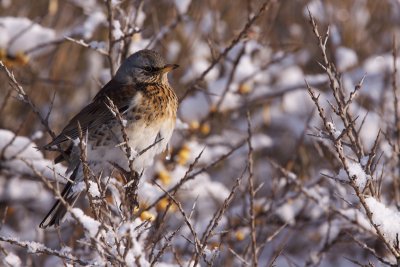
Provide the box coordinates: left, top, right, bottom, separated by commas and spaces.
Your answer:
123, 168, 141, 212
108, 161, 140, 212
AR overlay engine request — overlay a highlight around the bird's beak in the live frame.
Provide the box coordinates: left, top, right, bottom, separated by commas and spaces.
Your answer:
161, 64, 179, 74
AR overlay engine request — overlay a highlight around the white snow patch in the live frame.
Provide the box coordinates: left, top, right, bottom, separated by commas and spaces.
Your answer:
174, 0, 191, 14
277, 66, 304, 87
303, 0, 326, 22
4, 252, 21, 267
365, 197, 400, 244
336, 46, 358, 71
0, 129, 66, 181
30, 130, 43, 140
71, 11, 106, 39
326, 122, 341, 139
167, 41, 181, 61
0, 17, 56, 56
88, 181, 101, 197
72, 181, 86, 194
112, 20, 124, 40
179, 92, 210, 121
89, 40, 106, 50
338, 161, 368, 190
363, 54, 392, 74
275, 198, 304, 225
282, 88, 314, 116
251, 134, 273, 149
72, 208, 101, 237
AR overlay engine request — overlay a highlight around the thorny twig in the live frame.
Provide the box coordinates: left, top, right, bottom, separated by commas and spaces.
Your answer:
391, 35, 400, 206
0, 236, 90, 266
180, 0, 273, 102
246, 111, 258, 267
306, 11, 400, 261
194, 165, 247, 265
0, 61, 56, 139
154, 182, 202, 255
106, 0, 116, 76
144, 140, 246, 212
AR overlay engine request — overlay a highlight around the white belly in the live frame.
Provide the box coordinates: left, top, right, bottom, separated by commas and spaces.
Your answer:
86, 118, 175, 174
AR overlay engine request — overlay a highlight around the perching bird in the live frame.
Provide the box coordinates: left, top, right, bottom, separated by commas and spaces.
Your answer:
40, 50, 178, 228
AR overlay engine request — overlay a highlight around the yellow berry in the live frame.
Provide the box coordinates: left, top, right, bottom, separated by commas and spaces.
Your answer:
14, 52, 30, 66
157, 170, 171, 185
189, 120, 200, 130
177, 145, 190, 165
156, 198, 176, 212
254, 204, 264, 215
140, 211, 155, 221
156, 198, 169, 211
133, 205, 140, 214
132, 33, 142, 42
209, 242, 220, 250
209, 105, 217, 113
238, 83, 252, 94
200, 123, 210, 135
235, 230, 246, 241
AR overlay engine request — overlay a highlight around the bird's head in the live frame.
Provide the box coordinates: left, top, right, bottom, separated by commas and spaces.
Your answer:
115, 49, 179, 84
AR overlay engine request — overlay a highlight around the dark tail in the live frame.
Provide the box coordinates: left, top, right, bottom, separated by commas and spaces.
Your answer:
40, 168, 80, 228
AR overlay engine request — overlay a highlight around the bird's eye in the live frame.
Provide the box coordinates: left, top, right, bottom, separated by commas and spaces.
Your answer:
142, 66, 156, 72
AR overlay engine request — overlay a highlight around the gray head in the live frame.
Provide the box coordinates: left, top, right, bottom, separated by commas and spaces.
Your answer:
114, 49, 178, 84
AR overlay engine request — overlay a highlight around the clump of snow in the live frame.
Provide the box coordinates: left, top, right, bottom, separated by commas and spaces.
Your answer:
88, 181, 101, 197
365, 197, 400, 244
349, 165, 368, 188
0, 17, 56, 56
337, 161, 368, 190
0, 177, 43, 201
167, 41, 181, 62
71, 208, 100, 237
326, 122, 341, 138
112, 20, 124, 40
179, 92, 210, 121
174, 0, 191, 14
30, 130, 43, 140
282, 88, 314, 116
111, 219, 151, 267
349, 107, 381, 149
72, 181, 86, 194
329, 24, 341, 46
304, 0, 327, 22
89, 40, 106, 50
70, 11, 106, 39
0, 129, 66, 181
25, 241, 47, 253
180, 41, 218, 83
277, 66, 304, 87
275, 197, 305, 225
363, 54, 392, 75
251, 133, 273, 149
4, 252, 21, 267
59, 246, 72, 255
335, 46, 358, 71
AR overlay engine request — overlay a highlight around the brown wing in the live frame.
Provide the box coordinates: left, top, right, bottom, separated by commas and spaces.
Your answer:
43, 79, 137, 149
